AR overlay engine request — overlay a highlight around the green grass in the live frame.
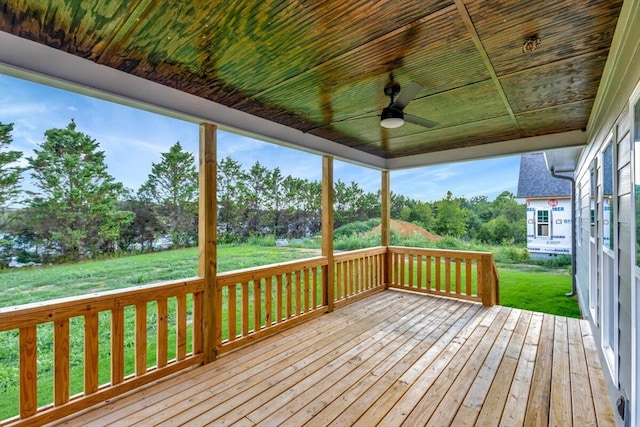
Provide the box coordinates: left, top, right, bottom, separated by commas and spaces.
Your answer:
0, 245, 579, 420
497, 267, 578, 318
0, 245, 314, 308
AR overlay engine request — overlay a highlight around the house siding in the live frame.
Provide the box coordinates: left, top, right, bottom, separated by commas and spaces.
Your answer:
617, 110, 632, 401
573, 2, 639, 423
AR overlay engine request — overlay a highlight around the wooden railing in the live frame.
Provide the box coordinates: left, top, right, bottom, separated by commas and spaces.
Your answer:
217, 257, 328, 354
0, 246, 499, 425
387, 246, 499, 306
0, 278, 204, 426
333, 246, 387, 306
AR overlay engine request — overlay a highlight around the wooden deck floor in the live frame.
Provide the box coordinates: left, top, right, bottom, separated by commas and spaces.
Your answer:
56, 290, 615, 426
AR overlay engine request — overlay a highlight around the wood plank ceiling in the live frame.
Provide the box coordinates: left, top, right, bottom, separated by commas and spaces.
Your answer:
0, 0, 623, 160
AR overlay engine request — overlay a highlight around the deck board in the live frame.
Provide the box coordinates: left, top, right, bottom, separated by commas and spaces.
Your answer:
57, 290, 615, 427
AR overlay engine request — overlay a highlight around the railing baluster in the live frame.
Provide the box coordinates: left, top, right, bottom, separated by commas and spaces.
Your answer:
265, 277, 273, 327
295, 271, 302, 316
426, 255, 432, 290
20, 325, 37, 418
417, 254, 423, 289
112, 307, 125, 384
253, 279, 261, 332
241, 281, 249, 335
192, 291, 203, 354
276, 275, 283, 323
85, 312, 99, 393
177, 294, 187, 360
312, 268, 318, 309
157, 299, 168, 368
466, 259, 473, 296
455, 258, 462, 295
337, 262, 344, 300
344, 260, 350, 296
408, 253, 414, 288
445, 257, 451, 294
435, 256, 441, 292
135, 303, 147, 375
286, 273, 293, 319
54, 318, 70, 406
304, 269, 310, 312
228, 284, 236, 341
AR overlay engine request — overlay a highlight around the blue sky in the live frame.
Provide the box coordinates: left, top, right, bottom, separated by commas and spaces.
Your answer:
0, 73, 520, 202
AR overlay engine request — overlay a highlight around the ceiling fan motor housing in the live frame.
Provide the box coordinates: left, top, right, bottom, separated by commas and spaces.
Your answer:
380, 106, 404, 128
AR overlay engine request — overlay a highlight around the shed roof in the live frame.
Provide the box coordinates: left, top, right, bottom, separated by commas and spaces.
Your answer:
517, 153, 571, 198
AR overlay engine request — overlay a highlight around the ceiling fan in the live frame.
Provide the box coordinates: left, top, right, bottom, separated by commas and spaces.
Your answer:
380, 79, 438, 129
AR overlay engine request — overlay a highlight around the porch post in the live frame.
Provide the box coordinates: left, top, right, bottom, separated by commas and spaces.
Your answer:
381, 170, 391, 287
198, 123, 218, 363
322, 155, 334, 312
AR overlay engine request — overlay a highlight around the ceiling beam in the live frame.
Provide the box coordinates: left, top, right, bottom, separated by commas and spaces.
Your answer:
453, 0, 521, 133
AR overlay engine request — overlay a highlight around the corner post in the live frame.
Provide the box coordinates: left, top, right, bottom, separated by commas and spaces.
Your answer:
198, 123, 218, 362
322, 156, 334, 312
381, 170, 391, 287
480, 254, 496, 306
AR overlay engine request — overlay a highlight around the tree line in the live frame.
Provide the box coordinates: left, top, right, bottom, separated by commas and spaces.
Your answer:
0, 120, 525, 266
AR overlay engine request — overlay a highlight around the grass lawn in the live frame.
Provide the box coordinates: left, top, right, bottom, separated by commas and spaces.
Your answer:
0, 245, 315, 308
497, 267, 579, 318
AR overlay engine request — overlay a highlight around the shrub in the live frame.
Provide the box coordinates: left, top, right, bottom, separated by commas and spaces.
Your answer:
494, 246, 530, 264
334, 233, 380, 251
434, 236, 466, 250
334, 220, 379, 238
530, 254, 572, 268
245, 234, 276, 247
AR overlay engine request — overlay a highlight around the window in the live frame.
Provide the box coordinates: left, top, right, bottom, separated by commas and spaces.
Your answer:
603, 142, 614, 250
635, 91, 640, 266
590, 161, 596, 234
577, 183, 582, 245
537, 209, 549, 237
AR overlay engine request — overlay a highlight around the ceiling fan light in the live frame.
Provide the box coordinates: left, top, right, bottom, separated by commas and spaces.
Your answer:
380, 107, 404, 128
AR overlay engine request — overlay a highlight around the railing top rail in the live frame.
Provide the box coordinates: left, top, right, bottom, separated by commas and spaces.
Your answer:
217, 256, 327, 286
0, 277, 204, 331
388, 246, 493, 259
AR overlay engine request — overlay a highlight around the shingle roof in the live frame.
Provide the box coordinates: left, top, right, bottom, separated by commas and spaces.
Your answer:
517, 153, 572, 198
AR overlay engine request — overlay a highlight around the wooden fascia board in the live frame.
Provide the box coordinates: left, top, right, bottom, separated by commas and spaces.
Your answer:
387, 130, 587, 170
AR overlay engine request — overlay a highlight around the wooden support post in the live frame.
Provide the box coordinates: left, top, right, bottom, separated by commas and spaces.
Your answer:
381, 170, 391, 287
322, 156, 334, 312
480, 253, 497, 306
199, 123, 218, 363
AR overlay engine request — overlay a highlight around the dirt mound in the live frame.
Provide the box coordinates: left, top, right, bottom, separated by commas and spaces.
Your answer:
372, 219, 441, 241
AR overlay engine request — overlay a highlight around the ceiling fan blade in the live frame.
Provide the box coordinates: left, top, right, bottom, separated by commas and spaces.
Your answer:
392, 81, 422, 110
404, 113, 439, 129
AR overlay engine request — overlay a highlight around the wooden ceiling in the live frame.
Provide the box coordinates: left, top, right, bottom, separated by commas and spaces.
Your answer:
0, 0, 624, 163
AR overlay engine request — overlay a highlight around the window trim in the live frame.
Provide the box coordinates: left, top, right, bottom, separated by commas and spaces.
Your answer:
536, 208, 550, 237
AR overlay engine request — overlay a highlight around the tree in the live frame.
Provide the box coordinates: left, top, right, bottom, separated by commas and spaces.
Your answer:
218, 156, 249, 241
118, 189, 164, 251
0, 122, 23, 211
27, 120, 132, 260
0, 122, 24, 267
433, 191, 467, 237
139, 142, 198, 248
